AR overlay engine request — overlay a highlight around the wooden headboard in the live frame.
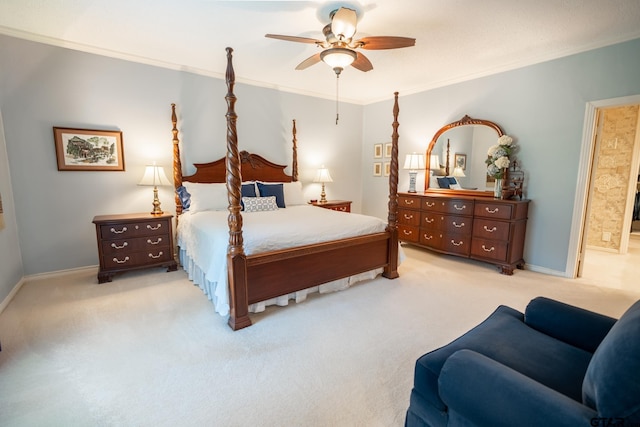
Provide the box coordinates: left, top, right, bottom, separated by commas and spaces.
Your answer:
171, 102, 299, 215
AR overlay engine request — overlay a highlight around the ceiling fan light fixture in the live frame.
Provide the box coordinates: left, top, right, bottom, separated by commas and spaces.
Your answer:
320, 47, 356, 72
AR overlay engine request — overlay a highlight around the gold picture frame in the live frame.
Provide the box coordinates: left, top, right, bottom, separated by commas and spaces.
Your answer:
374, 143, 383, 158
373, 162, 382, 176
384, 143, 392, 158
54, 127, 125, 171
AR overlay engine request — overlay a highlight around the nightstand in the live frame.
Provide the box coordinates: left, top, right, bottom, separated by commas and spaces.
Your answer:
309, 200, 352, 213
92, 213, 178, 283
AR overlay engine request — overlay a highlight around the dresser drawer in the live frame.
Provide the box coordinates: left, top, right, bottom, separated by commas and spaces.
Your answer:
423, 198, 473, 215
102, 248, 173, 269
474, 202, 513, 220
419, 229, 442, 248
441, 215, 472, 235
399, 224, 419, 242
399, 208, 420, 226
421, 212, 445, 229
101, 235, 170, 256
472, 218, 510, 240
100, 218, 169, 240
399, 195, 421, 210
441, 235, 471, 256
471, 238, 509, 262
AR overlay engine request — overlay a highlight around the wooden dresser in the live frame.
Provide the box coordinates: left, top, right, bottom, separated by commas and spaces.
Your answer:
92, 213, 178, 283
309, 200, 351, 212
398, 192, 529, 274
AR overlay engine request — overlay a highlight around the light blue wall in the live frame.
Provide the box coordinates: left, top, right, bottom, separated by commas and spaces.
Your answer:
362, 38, 640, 274
0, 109, 24, 303
0, 35, 364, 282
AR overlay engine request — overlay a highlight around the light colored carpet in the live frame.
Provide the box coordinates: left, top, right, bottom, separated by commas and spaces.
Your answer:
1, 245, 638, 427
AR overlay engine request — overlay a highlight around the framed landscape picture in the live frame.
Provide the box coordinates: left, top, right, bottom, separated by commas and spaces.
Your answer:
53, 127, 125, 171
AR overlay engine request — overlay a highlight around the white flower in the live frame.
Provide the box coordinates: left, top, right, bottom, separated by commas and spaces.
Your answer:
487, 144, 500, 156
494, 156, 510, 169
498, 135, 513, 146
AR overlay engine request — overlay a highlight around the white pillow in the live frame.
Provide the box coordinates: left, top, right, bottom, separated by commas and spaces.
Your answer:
243, 196, 279, 212
182, 182, 227, 213
283, 181, 306, 206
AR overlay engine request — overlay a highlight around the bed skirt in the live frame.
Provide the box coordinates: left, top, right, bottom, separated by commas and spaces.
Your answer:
179, 247, 383, 316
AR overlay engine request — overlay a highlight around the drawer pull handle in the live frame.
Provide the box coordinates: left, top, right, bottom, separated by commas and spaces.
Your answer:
338, 207, 347, 211
112, 256, 130, 264
485, 207, 499, 214
482, 245, 495, 252
483, 226, 497, 233
404, 200, 415, 205
111, 242, 128, 249
147, 224, 162, 231
451, 240, 463, 247
453, 204, 466, 211
423, 234, 433, 240
425, 218, 434, 224
452, 222, 465, 228
147, 238, 163, 245
426, 202, 435, 207
148, 251, 164, 259
403, 230, 413, 235
110, 226, 128, 234
403, 214, 413, 220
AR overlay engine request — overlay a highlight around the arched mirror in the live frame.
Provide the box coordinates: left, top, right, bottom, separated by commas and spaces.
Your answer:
425, 115, 504, 197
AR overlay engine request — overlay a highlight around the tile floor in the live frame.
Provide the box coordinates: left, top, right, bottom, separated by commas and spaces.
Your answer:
579, 233, 640, 294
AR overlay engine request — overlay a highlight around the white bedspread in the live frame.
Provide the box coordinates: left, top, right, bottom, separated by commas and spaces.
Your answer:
177, 205, 390, 316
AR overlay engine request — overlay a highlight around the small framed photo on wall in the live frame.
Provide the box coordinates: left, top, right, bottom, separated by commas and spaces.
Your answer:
384, 143, 392, 158
454, 153, 467, 170
373, 162, 382, 176
374, 143, 383, 158
384, 162, 391, 176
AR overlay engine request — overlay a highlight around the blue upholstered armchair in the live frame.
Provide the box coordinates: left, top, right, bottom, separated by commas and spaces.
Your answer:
406, 297, 640, 427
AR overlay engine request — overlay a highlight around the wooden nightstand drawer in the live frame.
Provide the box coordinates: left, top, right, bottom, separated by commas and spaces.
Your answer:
310, 200, 351, 212
93, 213, 177, 283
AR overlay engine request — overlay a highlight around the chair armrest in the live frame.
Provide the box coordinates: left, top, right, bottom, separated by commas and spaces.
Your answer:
439, 350, 597, 427
524, 297, 617, 352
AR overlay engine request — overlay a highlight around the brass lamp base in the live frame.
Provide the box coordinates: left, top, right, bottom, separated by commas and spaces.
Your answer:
150, 186, 164, 215
319, 183, 328, 203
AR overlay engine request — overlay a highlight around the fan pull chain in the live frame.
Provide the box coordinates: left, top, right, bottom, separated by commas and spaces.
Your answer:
335, 73, 340, 125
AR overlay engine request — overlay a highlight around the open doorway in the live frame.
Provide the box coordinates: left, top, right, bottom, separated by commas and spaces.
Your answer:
567, 96, 640, 292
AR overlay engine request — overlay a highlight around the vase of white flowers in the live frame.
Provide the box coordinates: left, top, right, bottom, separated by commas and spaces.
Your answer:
486, 135, 514, 198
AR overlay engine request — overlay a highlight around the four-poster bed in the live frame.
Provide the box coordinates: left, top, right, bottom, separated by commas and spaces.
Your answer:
172, 47, 400, 330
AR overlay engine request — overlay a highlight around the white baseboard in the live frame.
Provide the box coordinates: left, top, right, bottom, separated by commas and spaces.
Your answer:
0, 266, 99, 314
0, 277, 25, 314
525, 263, 570, 278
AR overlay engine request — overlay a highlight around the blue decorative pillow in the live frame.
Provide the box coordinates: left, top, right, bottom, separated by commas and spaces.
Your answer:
176, 185, 191, 211
243, 196, 279, 212
240, 182, 257, 211
437, 177, 451, 189
257, 182, 285, 208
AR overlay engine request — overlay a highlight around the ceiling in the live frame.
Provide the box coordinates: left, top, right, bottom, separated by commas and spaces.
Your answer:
1, 0, 640, 105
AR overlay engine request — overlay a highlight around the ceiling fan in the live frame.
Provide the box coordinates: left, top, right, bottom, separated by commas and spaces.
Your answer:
265, 7, 416, 76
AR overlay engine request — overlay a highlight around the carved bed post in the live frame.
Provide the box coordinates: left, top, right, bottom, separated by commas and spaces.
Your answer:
224, 47, 251, 330
383, 92, 400, 279
292, 119, 298, 182
172, 103, 183, 217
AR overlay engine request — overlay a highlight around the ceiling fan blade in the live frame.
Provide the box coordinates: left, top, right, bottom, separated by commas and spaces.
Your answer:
354, 36, 416, 50
295, 53, 322, 70
352, 52, 373, 72
265, 34, 324, 45
331, 7, 357, 40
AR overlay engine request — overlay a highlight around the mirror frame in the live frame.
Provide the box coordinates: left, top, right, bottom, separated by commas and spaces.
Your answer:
425, 115, 504, 197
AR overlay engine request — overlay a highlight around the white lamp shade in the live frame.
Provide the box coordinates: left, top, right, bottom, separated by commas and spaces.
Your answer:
320, 48, 356, 69
313, 166, 333, 183
403, 153, 425, 170
452, 167, 466, 177
138, 164, 171, 186
429, 154, 441, 169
